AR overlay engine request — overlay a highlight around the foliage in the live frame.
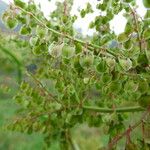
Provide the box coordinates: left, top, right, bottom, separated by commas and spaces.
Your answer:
1, 0, 150, 149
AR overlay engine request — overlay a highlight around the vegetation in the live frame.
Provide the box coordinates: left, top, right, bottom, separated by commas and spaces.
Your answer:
1, 0, 150, 149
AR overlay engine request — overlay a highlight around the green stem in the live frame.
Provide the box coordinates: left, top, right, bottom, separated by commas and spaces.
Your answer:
83, 106, 145, 113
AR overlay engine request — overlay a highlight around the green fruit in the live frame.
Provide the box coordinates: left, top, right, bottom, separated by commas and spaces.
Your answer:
32, 45, 42, 56
138, 95, 150, 108
138, 80, 149, 94
48, 43, 64, 58
119, 58, 132, 71
36, 25, 48, 38
101, 73, 112, 83
83, 78, 90, 84
124, 80, 138, 92
6, 17, 18, 29
79, 52, 94, 68
29, 36, 38, 46
20, 25, 31, 35
62, 45, 75, 58
96, 59, 107, 73
109, 81, 122, 93
106, 57, 116, 70
20, 81, 29, 91
143, 0, 150, 8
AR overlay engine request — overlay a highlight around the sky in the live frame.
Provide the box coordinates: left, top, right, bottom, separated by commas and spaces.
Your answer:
3, 0, 147, 36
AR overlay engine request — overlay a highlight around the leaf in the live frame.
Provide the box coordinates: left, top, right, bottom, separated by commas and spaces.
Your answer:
14, 0, 26, 8
123, 0, 134, 3
143, 28, 150, 39
123, 39, 133, 50
138, 95, 150, 108
143, 0, 150, 8
146, 50, 150, 63
80, 9, 86, 18
117, 33, 129, 43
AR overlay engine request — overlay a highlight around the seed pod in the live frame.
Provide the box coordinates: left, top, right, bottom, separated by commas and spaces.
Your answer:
119, 58, 132, 71
138, 95, 150, 108
48, 43, 64, 58
62, 45, 75, 59
124, 80, 138, 93
79, 51, 94, 69
96, 59, 107, 73
29, 36, 38, 46
138, 80, 149, 94
6, 17, 18, 29
20, 25, 31, 35
36, 25, 48, 38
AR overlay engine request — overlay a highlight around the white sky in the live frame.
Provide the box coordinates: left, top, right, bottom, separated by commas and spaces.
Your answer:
2, 0, 146, 36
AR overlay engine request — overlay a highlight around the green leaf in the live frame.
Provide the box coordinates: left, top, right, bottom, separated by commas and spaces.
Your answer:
123, 39, 133, 50
117, 33, 129, 43
146, 50, 150, 63
143, 0, 150, 8
80, 9, 86, 18
14, 0, 26, 8
143, 28, 150, 39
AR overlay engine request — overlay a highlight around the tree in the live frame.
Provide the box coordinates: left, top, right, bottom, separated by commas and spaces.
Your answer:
1, 0, 150, 149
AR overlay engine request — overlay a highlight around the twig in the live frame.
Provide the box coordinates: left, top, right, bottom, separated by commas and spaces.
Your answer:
12, 4, 118, 58
26, 71, 61, 104
129, 5, 142, 52
107, 106, 150, 149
